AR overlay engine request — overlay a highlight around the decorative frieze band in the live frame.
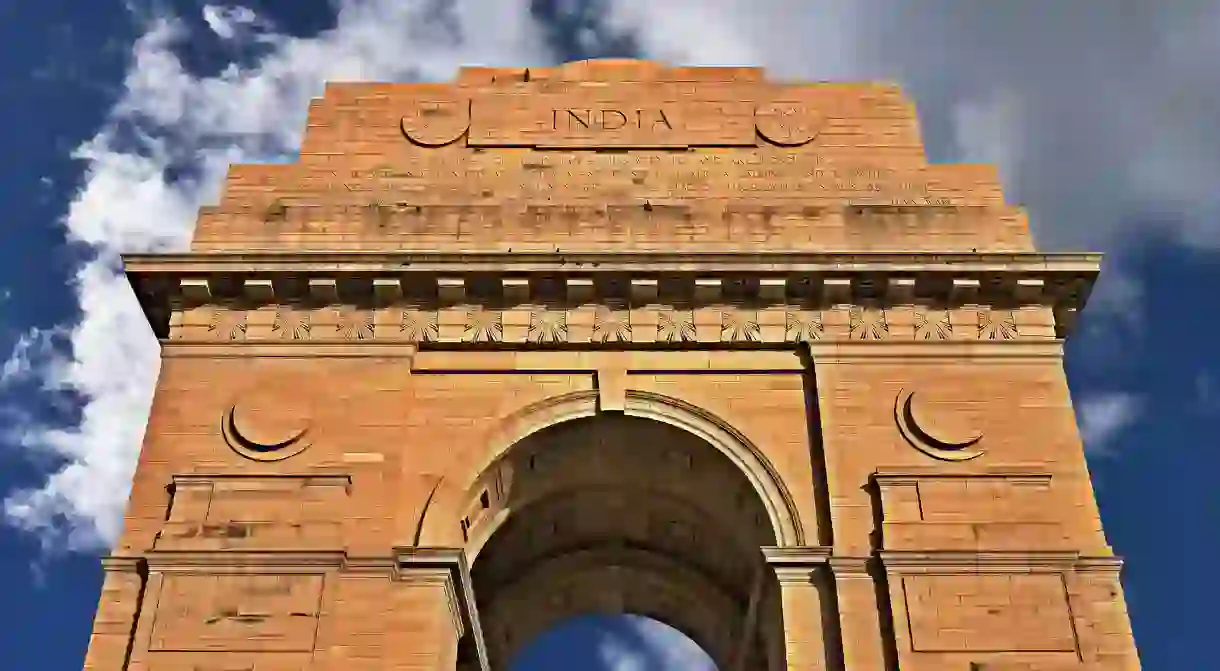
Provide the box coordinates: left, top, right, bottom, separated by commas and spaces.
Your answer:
172, 302, 1055, 344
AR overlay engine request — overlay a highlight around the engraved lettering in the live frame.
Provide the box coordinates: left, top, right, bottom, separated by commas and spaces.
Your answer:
551, 108, 674, 132
601, 109, 628, 130
566, 109, 591, 129
654, 109, 674, 130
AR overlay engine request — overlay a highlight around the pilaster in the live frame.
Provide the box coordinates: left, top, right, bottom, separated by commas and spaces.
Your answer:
828, 556, 892, 671
82, 556, 145, 671
393, 547, 489, 671
763, 547, 841, 671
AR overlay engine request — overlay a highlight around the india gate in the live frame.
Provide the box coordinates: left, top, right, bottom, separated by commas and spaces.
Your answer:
86, 60, 1141, 671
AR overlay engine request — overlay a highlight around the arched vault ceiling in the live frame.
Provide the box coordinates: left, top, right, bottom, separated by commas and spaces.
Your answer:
470, 484, 761, 600
460, 414, 777, 559
480, 546, 744, 671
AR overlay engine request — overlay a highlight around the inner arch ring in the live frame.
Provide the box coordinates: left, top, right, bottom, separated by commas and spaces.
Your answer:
416, 389, 805, 549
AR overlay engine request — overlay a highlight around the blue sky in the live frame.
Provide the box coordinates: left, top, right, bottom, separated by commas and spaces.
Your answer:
0, 2, 1217, 670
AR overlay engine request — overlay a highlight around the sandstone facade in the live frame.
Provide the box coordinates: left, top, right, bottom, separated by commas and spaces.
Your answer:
84, 59, 1140, 671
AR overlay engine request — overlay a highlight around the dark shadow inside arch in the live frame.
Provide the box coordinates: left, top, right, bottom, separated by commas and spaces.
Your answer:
457, 413, 790, 671
509, 613, 718, 671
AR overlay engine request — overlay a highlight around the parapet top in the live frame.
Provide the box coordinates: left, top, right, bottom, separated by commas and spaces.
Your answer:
308, 59, 917, 151
195, 60, 1029, 253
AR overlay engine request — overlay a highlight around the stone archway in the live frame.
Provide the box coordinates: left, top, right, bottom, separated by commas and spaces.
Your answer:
417, 389, 805, 553
447, 408, 793, 671
93, 59, 1137, 671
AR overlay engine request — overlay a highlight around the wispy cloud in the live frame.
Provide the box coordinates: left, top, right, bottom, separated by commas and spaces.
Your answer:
201, 5, 260, 41
1078, 392, 1143, 455
2, 0, 548, 550
597, 616, 716, 671
1195, 371, 1218, 417
1, 327, 65, 386
598, 634, 647, 671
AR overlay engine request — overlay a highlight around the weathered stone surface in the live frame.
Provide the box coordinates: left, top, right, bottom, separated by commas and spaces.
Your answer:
83, 60, 1140, 671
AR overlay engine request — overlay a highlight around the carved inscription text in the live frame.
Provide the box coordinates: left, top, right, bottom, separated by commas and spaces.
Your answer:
551, 108, 675, 132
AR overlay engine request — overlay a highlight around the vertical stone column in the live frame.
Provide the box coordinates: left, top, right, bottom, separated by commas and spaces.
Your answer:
774, 568, 837, 671
763, 548, 842, 671
386, 568, 465, 671
82, 557, 145, 671
315, 553, 489, 671
315, 559, 396, 671
382, 548, 489, 671
1074, 558, 1142, 671
120, 568, 165, 671
828, 556, 891, 671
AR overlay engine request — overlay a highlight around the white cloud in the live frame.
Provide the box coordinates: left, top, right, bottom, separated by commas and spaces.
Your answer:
630, 617, 717, 671
2, 0, 549, 550
605, 1, 1220, 254
1, 327, 63, 386
950, 90, 1025, 191
8, 1, 1220, 550
598, 635, 647, 671
202, 5, 259, 40
1078, 392, 1143, 455
597, 616, 716, 671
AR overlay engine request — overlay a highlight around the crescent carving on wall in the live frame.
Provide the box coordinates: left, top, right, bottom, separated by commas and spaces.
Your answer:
893, 388, 984, 462
754, 100, 822, 147
220, 403, 311, 462
400, 98, 471, 148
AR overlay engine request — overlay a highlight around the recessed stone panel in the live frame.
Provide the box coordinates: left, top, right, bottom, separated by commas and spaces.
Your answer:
144, 652, 313, 671
149, 574, 324, 653
874, 470, 1071, 551
903, 574, 1077, 653
156, 475, 349, 550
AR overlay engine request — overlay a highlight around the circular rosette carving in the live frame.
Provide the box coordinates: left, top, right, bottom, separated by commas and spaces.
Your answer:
399, 93, 470, 147
220, 387, 313, 462
894, 388, 984, 462
754, 100, 823, 147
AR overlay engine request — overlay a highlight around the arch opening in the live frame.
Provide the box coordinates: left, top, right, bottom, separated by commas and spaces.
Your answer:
458, 413, 788, 671
508, 613, 718, 671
